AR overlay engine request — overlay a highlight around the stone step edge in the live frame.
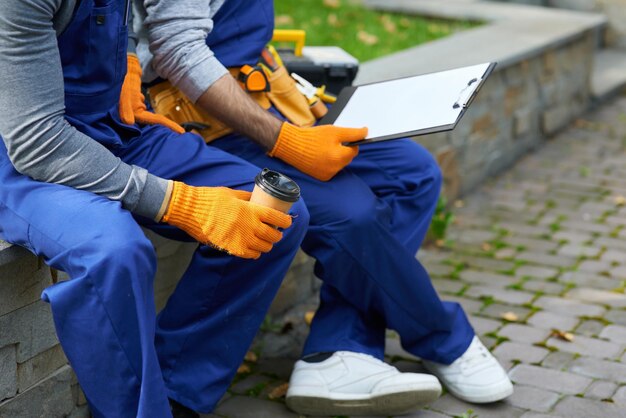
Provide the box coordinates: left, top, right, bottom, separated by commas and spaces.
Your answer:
591, 48, 626, 103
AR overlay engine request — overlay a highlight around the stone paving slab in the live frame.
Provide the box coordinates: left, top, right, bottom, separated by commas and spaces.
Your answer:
509, 364, 592, 395
546, 334, 623, 359
554, 395, 626, 418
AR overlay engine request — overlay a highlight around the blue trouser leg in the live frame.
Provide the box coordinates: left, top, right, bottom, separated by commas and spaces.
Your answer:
114, 126, 309, 412
0, 142, 170, 418
0, 128, 308, 416
211, 120, 474, 364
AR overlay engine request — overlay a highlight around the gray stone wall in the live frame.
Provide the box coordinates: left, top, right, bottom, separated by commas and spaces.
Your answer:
0, 253, 88, 418
418, 32, 595, 199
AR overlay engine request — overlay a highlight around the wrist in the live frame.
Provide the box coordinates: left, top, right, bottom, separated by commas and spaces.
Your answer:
264, 117, 283, 150
156, 180, 175, 222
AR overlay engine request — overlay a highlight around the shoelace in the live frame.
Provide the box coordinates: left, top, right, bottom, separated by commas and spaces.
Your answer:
457, 340, 491, 372
336, 351, 396, 370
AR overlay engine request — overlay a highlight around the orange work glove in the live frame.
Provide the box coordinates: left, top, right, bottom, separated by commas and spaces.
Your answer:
162, 182, 292, 259
119, 54, 185, 134
268, 123, 368, 181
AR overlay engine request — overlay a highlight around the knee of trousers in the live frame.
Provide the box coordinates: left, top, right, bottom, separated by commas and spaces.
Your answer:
423, 157, 443, 205
282, 199, 310, 244
328, 191, 382, 233
76, 224, 158, 282
385, 147, 443, 214
407, 146, 443, 198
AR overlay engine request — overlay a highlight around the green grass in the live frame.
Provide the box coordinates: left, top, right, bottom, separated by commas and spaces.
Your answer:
274, 0, 479, 62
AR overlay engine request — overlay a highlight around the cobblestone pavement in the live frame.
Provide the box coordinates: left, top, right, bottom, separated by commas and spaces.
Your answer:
202, 97, 626, 418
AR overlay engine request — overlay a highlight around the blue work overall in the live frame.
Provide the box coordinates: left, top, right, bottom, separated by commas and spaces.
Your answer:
207, 0, 475, 363
0, 0, 308, 416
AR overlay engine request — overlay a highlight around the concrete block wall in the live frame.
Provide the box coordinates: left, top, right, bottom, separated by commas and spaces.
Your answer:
0, 250, 87, 418
422, 32, 595, 197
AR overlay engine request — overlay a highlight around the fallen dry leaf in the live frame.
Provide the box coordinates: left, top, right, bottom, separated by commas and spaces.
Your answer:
454, 200, 465, 208
614, 195, 626, 206
237, 364, 251, 374
501, 311, 519, 322
550, 329, 575, 342
427, 23, 443, 34
574, 119, 592, 128
244, 351, 258, 363
399, 17, 411, 28
327, 13, 339, 27
380, 15, 397, 33
304, 311, 315, 326
274, 15, 293, 26
267, 383, 290, 400
481, 242, 492, 252
435, 239, 445, 248
357, 30, 379, 46
323, 0, 340, 8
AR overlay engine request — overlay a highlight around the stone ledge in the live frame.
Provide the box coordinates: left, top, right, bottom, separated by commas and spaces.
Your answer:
591, 48, 626, 102
356, 0, 606, 84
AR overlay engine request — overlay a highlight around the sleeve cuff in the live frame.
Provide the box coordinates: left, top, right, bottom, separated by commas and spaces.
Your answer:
135, 173, 171, 221
175, 55, 229, 103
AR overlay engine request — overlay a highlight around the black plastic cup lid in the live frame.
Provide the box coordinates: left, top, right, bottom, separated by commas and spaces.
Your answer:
254, 168, 301, 202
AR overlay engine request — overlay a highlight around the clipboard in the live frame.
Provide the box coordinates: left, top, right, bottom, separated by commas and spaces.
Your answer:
320, 62, 497, 146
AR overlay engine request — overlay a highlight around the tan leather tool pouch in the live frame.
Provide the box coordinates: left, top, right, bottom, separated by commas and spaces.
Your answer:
147, 65, 315, 142
266, 66, 316, 127
147, 81, 234, 143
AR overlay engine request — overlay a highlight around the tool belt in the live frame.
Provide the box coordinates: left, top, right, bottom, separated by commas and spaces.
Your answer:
147, 66, 316, 144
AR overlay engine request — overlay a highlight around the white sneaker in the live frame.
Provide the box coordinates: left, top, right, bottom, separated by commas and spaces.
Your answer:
285, 351, 441, 416
422, 336, 513, 403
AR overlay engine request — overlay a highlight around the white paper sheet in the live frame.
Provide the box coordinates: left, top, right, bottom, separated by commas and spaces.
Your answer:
333, 63, 493, 140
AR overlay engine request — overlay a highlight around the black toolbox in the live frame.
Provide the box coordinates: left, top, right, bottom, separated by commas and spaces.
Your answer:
278, 46, 359, 95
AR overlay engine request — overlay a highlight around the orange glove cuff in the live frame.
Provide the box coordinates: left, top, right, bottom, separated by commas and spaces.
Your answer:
161, 181, 207, 238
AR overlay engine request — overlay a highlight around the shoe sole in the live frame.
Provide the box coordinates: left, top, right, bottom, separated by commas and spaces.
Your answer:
286, 387, 441, 416
448, 380, 514, 404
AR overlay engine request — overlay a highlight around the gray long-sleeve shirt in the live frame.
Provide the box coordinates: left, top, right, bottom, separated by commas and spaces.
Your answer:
0, 0, 168, 220
133, 0, 228, 102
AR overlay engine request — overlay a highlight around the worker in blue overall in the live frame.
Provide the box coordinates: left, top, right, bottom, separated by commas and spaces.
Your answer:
0, 0, 313, 417
133, 0, 514, 416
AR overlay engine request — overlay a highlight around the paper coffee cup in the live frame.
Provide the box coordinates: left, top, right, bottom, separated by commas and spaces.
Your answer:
250, 168, 301, 213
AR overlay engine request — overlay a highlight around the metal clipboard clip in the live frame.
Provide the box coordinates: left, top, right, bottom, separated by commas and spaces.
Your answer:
453, 77, 479, 109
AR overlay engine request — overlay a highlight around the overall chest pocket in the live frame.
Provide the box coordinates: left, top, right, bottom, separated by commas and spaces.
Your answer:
87, 3, 127, 94
59, 0, 127, 99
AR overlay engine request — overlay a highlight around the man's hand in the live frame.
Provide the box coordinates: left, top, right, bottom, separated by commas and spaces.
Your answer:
268, 123, 368, 181
161, 182, 292, 259
119, 54, 185, 134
